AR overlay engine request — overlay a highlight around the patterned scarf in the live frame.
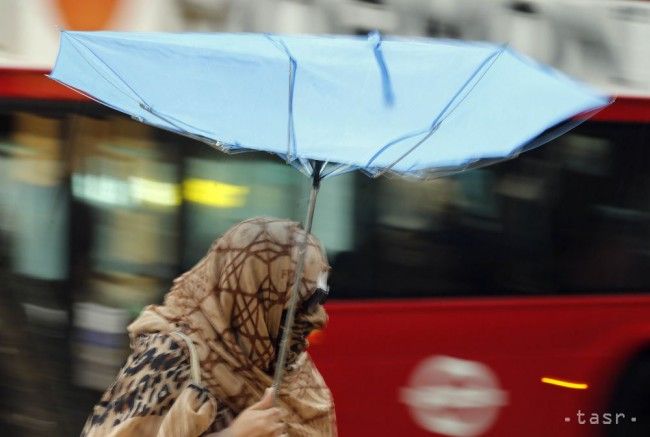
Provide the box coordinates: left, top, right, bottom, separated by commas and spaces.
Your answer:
128, 217, 336, 436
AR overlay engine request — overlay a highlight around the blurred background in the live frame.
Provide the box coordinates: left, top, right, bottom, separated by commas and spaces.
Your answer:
0, 1, 649, 436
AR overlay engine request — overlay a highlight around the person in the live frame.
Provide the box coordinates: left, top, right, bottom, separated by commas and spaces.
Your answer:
80, 217, 337, 436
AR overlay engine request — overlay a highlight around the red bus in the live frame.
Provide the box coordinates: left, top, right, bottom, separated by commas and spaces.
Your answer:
308, 97, 650, 437
1, 69, 649, 437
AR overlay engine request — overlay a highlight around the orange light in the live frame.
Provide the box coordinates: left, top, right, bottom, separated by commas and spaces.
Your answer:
541, 377, 588, 390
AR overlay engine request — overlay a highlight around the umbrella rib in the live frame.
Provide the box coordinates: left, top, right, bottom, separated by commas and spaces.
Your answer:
50, 72, 231, 155
264, 35, 298, 164
372, 126, 440, 178
135, 104, 248, 154
298, 157, 313, 176
65, 34, 142, 106
319, 160, 331, 177
68, 34, 236, 152
366, 45, 507, 176
434, 45, 508, 131
68, 34, 153, 108
322, 163, 355, 179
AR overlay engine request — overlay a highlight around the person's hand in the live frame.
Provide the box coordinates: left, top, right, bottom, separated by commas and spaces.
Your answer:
224, 388, 286, 437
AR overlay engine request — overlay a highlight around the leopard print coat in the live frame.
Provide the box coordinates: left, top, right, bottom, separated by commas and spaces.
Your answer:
81, 332, 225, 437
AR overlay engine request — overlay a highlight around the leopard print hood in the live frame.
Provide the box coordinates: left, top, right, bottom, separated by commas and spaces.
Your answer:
128, 217, 336, 436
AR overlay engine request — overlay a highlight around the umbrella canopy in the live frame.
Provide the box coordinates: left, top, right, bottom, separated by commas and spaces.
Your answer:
49, 31, 610, 179
49, 30, 611, 398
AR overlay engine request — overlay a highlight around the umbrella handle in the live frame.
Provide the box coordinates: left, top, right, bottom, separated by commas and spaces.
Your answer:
272, 161, 323, 402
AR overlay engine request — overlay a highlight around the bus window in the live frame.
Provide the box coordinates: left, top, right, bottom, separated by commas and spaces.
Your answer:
329, 122, 650, 298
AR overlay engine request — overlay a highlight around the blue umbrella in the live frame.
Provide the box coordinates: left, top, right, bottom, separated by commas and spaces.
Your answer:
49, 30, 611, 393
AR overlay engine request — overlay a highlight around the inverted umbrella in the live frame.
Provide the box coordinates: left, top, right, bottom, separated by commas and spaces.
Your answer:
49, 30, 611, 394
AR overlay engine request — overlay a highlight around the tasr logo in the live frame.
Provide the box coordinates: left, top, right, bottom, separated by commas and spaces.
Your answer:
400, 356, 508, 436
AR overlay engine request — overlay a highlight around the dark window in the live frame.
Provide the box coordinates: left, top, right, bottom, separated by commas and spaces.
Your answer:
1, 106, 648, 302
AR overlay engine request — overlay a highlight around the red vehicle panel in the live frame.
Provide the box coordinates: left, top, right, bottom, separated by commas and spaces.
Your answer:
310, 295, 650, 436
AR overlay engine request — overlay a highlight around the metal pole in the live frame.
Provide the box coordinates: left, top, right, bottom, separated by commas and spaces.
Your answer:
272, 161, 322, 400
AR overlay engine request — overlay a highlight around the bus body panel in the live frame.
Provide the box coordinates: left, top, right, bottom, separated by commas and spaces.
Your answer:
310, 295, 650, 436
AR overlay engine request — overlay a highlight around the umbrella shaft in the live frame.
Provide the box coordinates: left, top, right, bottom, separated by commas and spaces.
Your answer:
272, 182, 320, 400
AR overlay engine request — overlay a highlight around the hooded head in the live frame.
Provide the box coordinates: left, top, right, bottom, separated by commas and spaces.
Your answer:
129, 217, 335, 429
193, 216, 330, 371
